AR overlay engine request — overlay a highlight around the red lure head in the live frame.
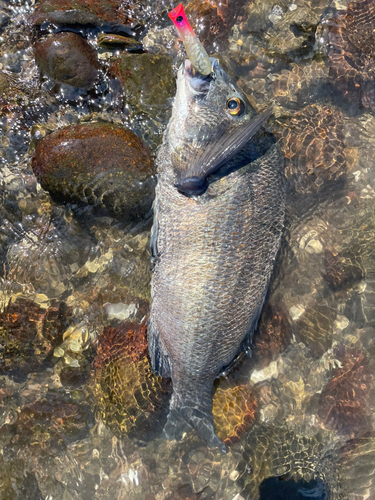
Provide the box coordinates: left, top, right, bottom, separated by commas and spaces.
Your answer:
168, 3, 195, 40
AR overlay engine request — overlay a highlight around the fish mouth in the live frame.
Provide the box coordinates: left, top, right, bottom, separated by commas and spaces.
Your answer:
183, 58, 212, 95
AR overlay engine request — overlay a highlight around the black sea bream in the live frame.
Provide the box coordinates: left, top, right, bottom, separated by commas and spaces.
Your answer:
148, 57, 285, 451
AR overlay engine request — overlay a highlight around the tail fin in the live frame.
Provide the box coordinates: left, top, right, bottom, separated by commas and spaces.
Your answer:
163, 395, 226, 453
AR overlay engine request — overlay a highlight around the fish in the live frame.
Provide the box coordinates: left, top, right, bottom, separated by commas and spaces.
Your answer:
148, 10, 285, 452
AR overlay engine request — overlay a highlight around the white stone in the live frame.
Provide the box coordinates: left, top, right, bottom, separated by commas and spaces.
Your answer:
250, 359, 280, 384
305, 239, 323, 254
269, 13, 282, 23
334, 315, 349, 331
289, 305, 305, 321
53, 346, 65, 358
229, 470, 239, 481
105, 302, 137, 321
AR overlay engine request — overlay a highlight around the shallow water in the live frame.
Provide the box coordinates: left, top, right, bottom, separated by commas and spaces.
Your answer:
1, 0, 375, 498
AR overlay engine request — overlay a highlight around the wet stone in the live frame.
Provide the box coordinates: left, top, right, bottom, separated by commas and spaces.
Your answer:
277, 104, 352, 194
0, 299, 72, 381
212, 379, 257, 446
322, 248, 364, 291
252, 302, 292, 369
34, 32, 101, 90
184, 0, 248, 52
269, 61, 329, 107
297, 303, 336, 358
109, 53, 175, 149
0, 71, 38, 117
320, 0, 375, 112
29, 0, 141, 29
0, 298, 52, 380
231, 0, 327, 62
92, 318, 172, 440
97, 33, 143, 51
338, 434, 375, 497
31, 121, 155, 218
318, 344, 374, 435
238, 425, 343, 499
185, 0, 229, 52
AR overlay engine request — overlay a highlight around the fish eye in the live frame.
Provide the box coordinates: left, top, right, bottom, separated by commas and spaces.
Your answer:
176, 15, 183, 22
226, 97, 244, 116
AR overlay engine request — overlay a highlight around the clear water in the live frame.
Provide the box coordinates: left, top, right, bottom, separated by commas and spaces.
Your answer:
1, 0, 375, 498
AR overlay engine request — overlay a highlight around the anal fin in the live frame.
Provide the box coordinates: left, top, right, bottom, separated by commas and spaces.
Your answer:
147, 318, 171, 378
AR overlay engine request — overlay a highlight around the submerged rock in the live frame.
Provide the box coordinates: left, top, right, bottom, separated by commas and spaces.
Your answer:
269, 61, 328, 107
34, 32, 101, 90
277, 104, 355, 193
109, 53, 175, 149
320, 0, 375, 112
318, 343, 374, 435
252, 303, 292, 369
185, 0, 229, 52
323, 248, 364, 292
0, 298, 72, 380
29, 0, 141, 28
92, 319, 172, 439
31, 121, 155, 217
212, 380, 257, 446
238, 425, 342, 499
297, 303, 336, 358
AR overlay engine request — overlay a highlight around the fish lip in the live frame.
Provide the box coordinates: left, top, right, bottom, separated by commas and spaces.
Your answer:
183, 58, 212, 95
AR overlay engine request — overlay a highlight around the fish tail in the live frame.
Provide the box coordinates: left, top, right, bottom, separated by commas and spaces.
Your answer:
163, 391, 226, 453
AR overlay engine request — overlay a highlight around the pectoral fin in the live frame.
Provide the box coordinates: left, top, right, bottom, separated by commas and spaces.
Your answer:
177, 107, 273, 196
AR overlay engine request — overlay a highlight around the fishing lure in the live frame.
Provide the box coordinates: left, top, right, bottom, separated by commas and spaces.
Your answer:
168, 3, 212, 76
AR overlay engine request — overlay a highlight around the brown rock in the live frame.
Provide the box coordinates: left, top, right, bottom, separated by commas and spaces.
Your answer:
321, 0, 375, 111
97, 33, 143, 51
92, 318, 172, 438
34, 32, 101, 89
213, 380, 257, 446
318, 344, 374, 435
323, 249, 364, 291
252, 303, 292, 369
185, 0, 228, 52
29, 0, 139, 28
297, 303, 336, 358
109, 53, 175, 149
277, 104, 351, 193
31, 122, 155, 217
185, 0, 248, 51
0, 299, 52, 378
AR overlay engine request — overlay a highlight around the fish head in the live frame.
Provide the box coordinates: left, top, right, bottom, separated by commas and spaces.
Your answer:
165, 57, 269, 197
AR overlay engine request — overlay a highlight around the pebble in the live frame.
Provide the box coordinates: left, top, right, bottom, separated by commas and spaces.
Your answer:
105, 302, 137, 321
31, 121, 155, 218
34, 32, 101, 90
289, 305, 305, 321
304, 239, 323, 254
